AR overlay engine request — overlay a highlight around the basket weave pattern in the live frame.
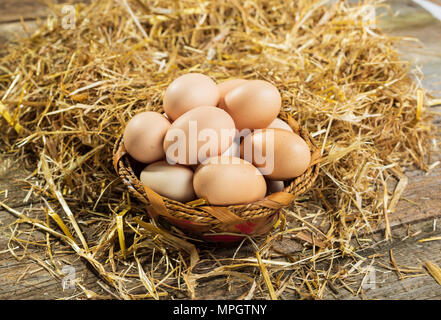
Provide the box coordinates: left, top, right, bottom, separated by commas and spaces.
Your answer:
113, 116, 321, 241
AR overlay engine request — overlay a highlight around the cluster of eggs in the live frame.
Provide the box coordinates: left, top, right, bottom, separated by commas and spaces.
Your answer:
123, 73, 311, 206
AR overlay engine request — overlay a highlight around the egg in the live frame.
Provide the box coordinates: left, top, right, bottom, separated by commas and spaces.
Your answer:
123, 111, 171, 164
267, 118, 293, 133
240, 128, 311, 180
217, 79, 247, 109
193, 156, 266, 205
140, 161, 195, 202
163, 106, 236, 165
221, 138, 241, 157
266, 180, 285, 194
224, 80, 281, 131
163, 73, 220, 121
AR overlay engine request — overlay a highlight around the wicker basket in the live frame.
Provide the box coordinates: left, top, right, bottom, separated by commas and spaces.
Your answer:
113, 114, 321, 243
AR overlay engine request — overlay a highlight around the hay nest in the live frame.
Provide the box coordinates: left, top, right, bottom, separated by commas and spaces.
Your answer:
0, 0, 435, 299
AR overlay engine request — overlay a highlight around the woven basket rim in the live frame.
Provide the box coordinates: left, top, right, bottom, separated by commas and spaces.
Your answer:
112, 115, 321, 228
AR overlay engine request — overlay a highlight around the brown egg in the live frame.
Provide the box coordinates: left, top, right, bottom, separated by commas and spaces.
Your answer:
217, 79, 247, 109
163, 73, 220, 121
266, 179, 285, 194
193, 156, 266, 205
267, 118, 293, 133
163, 106, 236, 165
240, 128, 311, 180
123, 111, 171, 164
224, 80, 281, 131
140, 161, 195, 202
221, 139, 241, 157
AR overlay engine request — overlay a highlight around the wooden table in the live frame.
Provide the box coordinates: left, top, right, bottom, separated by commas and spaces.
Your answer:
1, 0, 441, 300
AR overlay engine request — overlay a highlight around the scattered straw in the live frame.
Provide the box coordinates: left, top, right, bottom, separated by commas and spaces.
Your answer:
425, 261, 441, 286
389, 249, 404, 280
418, 236, 441, 243
256, 251, 277, 300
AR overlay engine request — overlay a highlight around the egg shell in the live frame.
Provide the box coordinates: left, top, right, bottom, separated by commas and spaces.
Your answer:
266, 179, 285, 194
217, 79, 248, 109
123, 111, 171, 164
163, 106, 236, 165
193, 156, 267, 205
221, 138, 241, 157
163, 73, 220, 121
267, 118, 293, 133
224, 80, 281, 130
140, 161, 195, 202
240, 128, 311, 180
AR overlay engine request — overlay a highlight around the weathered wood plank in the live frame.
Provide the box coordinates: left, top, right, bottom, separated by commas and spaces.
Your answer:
0, 0, 88, 23
0, 157, 105, 299
378, 166, 441, 232
0, 0, 86, 47
324, 220, 441, 300
0, 251, 104, 300
326, 0, 441, 299
0, 0, 54, 23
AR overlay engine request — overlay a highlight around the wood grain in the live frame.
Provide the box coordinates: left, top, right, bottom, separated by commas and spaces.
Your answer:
0, 0, 85, 47
0, 0, 52, 23
378, 167, 441, 232
324, 220, 441, 300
